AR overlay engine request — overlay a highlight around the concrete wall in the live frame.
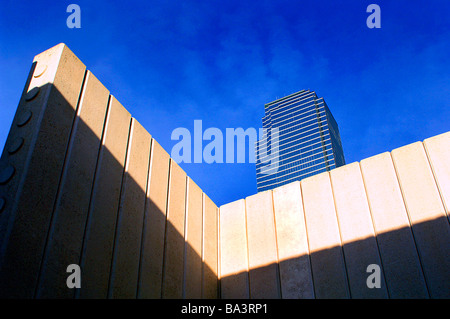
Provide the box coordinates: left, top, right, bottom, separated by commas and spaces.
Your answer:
0, 44, 218, 299
220, 133, 450, 299
0, 44, 448, 299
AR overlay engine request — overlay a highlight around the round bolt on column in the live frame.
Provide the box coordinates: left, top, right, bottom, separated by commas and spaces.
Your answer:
0, 165, 15, 185
17, 110, 32, 127
25, 87, 40, 101
8, 137, 25, 155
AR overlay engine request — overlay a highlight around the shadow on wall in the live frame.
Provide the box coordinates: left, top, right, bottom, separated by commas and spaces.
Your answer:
0, 71, 218, 299
220, 216, 450, 299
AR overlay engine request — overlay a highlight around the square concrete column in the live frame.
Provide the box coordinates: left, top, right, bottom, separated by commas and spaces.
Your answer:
272, 181, 314, 299
219, 199, 249, 299
0, 44, 86, 298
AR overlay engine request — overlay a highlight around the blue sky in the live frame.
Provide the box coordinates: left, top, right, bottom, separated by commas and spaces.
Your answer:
1, 0, 449, 206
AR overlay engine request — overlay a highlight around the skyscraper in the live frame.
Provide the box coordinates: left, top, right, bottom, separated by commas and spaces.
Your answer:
255, 90, 345, 192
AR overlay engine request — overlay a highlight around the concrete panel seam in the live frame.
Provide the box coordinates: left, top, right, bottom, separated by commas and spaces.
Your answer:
358, 162, 391, 298
76, 94, 113, 299
389, 148, 431, 298
159, 141, 170, 298
200, 192, 205, 298
328, 171, 352, 298
107, 117, 134, 298
136, 137, 153, 298
422, 141, 450, 222
217, 205, 221, 299
270, 189, 283, 299
299, 181, 315, 298
182, 176, 189, 299
160, 158, 173, 298
243, 198, 251, 298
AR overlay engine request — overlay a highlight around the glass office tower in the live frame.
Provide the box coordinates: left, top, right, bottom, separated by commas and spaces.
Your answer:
255, 90, 345, 192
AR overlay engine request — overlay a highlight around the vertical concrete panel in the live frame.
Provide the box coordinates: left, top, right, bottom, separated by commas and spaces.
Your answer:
162, 160, 187, 299
423, 132, 450, 220
109, 119, 151, 298
272, 181, 314, 299
330, 162, 388, 298
0, 44, 86, 298
245, 191, 280, 299
392, 142, 450, 298
219, 199, 249, 299
79, 96, 131, 298
301, 172, 350, 299
202, 194, 218, 299
36, 71, 110, 298
138, 139, 170, 298
360, 152, 428, 298
184, 178, 203, 298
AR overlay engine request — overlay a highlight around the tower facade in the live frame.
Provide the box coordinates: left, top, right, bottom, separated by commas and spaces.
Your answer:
255, 90, 345, 192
